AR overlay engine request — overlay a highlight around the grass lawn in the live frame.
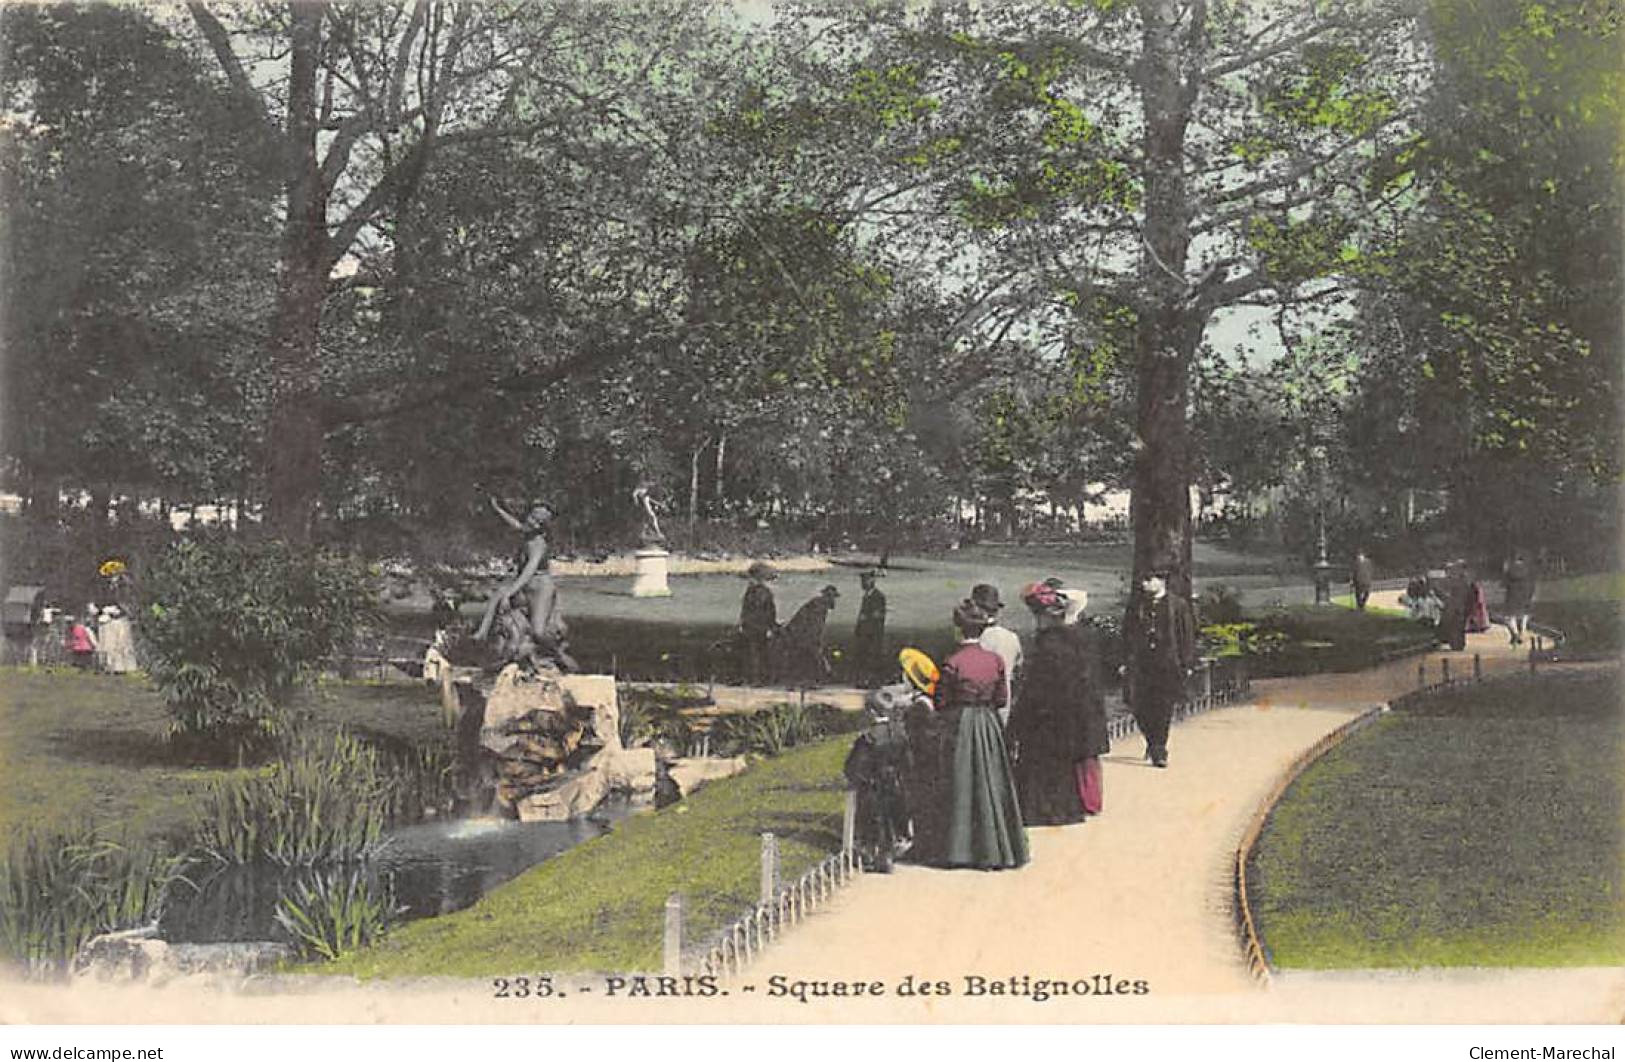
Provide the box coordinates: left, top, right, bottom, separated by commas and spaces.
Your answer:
318, 736, 849, 977
1250, 667, 1624, 968
0, 667, 449, 846
391, 540, 1305, 682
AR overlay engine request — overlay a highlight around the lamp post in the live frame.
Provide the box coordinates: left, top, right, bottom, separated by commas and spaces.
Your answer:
1311, 442, 1334, 605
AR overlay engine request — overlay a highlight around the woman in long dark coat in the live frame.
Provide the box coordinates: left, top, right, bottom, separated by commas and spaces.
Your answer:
1007, 583, 1110, 825
932, 601, 1029, 870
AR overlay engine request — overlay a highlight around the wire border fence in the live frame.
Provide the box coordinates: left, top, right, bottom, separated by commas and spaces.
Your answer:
664, 794, 863, 978
1232, 635, 1570, 984
1106, 655, 1253, 743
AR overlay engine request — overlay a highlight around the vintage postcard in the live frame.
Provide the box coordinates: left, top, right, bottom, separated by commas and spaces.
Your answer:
0, 0, 1620, 1031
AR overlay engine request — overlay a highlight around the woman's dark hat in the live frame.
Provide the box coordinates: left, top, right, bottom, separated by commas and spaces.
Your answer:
970, 584, 1004, 612
1021, 581, 1067, 615
954, 600, 992, 632
746, 561, 777, 580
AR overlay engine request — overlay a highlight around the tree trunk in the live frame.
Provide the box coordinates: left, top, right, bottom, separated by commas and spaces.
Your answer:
264, 3, 328, 545
688, 438, 709, 533
713, 433, 727, 511
1128, 0, 1204, 600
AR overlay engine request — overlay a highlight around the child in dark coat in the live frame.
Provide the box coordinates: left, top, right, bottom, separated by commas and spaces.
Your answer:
843, 685, 915, 872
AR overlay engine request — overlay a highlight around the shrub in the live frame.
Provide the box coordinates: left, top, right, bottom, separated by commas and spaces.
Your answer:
0, 827, 184, 976
274, 869, 400, 962
1197, 584, 1246, 626
711, 700, 833, 757
192, 732, 400, 867
136, 535, 378, 758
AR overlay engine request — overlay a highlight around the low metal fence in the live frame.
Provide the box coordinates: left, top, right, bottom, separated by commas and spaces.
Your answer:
666, 793, 863, 977
1107, 656, 1252, 742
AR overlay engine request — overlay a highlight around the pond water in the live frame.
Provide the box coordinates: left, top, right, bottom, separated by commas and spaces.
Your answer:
161, 802, 637, 944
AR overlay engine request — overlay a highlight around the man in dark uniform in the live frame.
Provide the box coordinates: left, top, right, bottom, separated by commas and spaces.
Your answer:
1351, 550, 1375, 611
852, 570, 888, 685
781, 584, 839, 683
738, 561, 778, 684
1122, 570, 1197, 768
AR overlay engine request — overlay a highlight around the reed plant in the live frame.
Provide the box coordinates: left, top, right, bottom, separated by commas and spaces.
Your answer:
192, 731, 398, 866
0, 826, 185, 976
273, 869, 400, 961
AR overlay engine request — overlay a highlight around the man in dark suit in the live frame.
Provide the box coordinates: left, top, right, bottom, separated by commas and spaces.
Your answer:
1122, 570, 1197, 768
1351, 550, 1375, 610
852, 570, 888, 685
739, 561, 778, 683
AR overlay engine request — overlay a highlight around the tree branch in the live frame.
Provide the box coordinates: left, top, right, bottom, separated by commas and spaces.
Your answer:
186, 1, 276, 138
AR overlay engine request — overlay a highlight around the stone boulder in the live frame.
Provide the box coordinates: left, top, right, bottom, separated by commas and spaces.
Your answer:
666, 755, 749, 798
514, 747, 657, 823
559, 673, 621, 752
73, 925, 293, 985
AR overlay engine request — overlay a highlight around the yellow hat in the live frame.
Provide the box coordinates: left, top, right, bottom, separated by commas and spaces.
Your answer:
898, 647, 939, 696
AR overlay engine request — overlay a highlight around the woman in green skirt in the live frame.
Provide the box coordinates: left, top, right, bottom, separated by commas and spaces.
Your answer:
932, 601, 1030, 870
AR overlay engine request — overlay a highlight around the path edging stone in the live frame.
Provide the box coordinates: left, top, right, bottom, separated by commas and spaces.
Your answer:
1232, 703, 1386, 985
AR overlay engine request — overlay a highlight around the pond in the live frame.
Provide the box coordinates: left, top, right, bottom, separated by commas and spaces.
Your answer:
161, 801, 638, 944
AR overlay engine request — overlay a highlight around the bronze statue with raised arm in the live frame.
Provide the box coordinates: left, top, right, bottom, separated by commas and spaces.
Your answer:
474, 495, 577, 671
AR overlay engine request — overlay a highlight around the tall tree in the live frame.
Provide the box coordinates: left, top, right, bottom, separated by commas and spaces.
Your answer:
808, 0, 1425, 592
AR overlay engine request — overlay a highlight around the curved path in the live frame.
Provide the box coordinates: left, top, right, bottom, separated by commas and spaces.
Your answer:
723, 597, 1624, 1022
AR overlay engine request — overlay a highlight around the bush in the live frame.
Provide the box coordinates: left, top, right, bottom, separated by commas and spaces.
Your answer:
136, 535, 378, 757
0, 827, 184, 976
191, 732, 402, 867
274, 868, 400, 962
1196, 584, 1245, 625
711, 700, 841, 757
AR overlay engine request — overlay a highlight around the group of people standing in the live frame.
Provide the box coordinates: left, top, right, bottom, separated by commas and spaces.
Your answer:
1398, 551, 1538, 650
737, 562, 890, 685
58, 603, 137, 673
845, 570, 1199, 874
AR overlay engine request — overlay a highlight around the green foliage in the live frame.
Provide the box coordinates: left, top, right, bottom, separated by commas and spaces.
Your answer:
1196, 584, 1245, 625
1199, 621, 1287, 659
0, 826, 184, 976
710, 701, 839, 757
135, 536, 378, 755
274, 869, 400, 962
191, 732, 401, 867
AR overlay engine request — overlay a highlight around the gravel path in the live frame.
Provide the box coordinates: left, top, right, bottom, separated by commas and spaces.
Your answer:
721, 595, 1625, 1022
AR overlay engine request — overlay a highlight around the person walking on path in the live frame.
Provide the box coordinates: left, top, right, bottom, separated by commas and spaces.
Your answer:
852, 570, 888, 685
1123, 571, 1197, 768
1007, 582, 1109, 825
1501, 550, 1537, 645
934, 601, 1028, 870
971, 583, 1022, 725
738, 561, 779, 684
1351, 551, 1375, 610
1437, 561, 1471, 651
781, 585, 839, 683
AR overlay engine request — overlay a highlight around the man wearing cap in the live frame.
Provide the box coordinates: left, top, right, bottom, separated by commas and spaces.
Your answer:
852, 570, 888, 685
781, 585, 840, 683
739, 562, 778, 683
1122, 570, 1197, 768
972, 584, 1022, 726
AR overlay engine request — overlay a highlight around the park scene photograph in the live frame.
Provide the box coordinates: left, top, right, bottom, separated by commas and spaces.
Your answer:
0, 0, 1620, 1026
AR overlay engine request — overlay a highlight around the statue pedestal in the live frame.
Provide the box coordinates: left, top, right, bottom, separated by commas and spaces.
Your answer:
631, 548, 673, 598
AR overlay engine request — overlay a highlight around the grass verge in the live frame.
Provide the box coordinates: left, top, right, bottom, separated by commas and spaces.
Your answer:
0, 668, 448, 845
1250, 667, 1624, 968
317, 737, 849, 977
